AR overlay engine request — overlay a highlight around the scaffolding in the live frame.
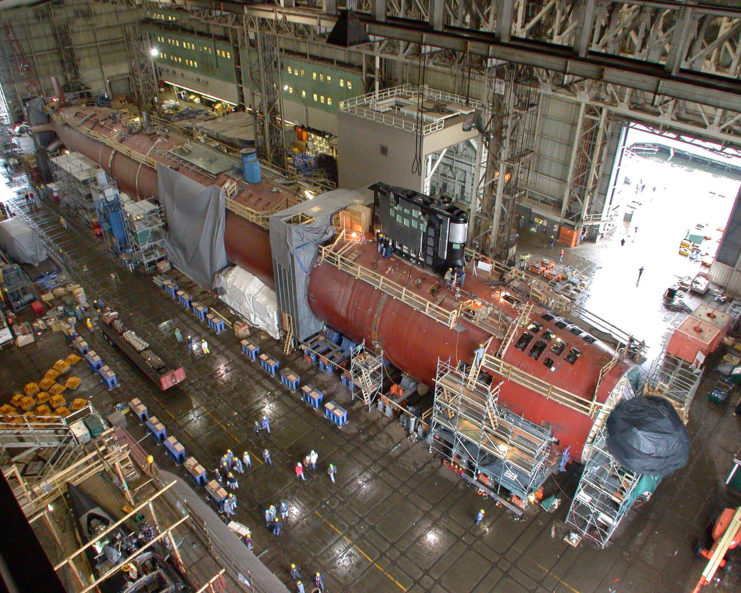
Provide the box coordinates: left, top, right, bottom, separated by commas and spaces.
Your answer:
431, 358, 556, 510
642, 351, 702, 423
0, 407, 125, 505
50, 152, 100, 225
92, 175, 129, 256
565, 429, 647, 548
121, 197, 166, 270
350, 344, 384, 408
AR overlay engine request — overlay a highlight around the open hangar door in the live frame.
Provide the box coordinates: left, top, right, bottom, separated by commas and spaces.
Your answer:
575, 121, 741, 358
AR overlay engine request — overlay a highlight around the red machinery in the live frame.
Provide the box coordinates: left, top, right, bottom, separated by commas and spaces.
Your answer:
692, 507, 741, 593
99, 309, 185, 391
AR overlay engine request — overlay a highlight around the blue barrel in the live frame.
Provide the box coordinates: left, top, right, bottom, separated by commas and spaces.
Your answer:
241, 149, 261, 183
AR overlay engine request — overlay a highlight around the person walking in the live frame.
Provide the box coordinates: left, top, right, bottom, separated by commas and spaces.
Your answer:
637, 266, 645, 286
271, 516, 282, 535
295, 462, 306, 481
264, 506, 274, 528
213, 468, 224, 486
225, 449, 234, 465
620, 238, 625, 247
295, 580, 305, 593
475, 509, 485, 525
223, 495, 236, 517
289, 564, 301, 581
314, 572, 325, 592
308, 450, 318, 470
327, 463, 337, 484
262, 449, 272, 465
260, 415, 271, 434
242, 451, 252, 469
226, 472, 239, 490
174, 327, 183, 343
254, 420, 261, 434
242, 528, 252, 551
232, 456, 244, 474
279, 501, 288, 520
558, 249, 565, 264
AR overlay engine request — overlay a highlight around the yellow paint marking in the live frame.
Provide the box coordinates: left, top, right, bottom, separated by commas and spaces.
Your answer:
314, 510, 407, 592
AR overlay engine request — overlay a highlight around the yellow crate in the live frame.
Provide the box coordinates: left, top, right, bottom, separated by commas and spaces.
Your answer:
0, 404, 16, 415
44, 369, 60, 381
39, 377, 55, 391
53, 360, 71, 374
70, 398, 87, 411
50, 394, 66, 409
35, 404, 52, 416
65, 353, 82, 366
23, 382, 40, 396
65, 376, 81, 391
55, 406, 71, 418
19, 395, 36, 411
36, 391, 50, 404
49, 383, 66, 396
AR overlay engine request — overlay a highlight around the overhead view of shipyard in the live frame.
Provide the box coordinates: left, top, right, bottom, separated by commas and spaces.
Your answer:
1, 2, 741, 593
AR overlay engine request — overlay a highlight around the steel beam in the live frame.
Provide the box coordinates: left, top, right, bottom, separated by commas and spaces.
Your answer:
234, 6, 740, 111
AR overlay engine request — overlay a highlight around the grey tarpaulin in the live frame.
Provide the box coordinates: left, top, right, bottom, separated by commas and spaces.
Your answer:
0, 217, 48, 265
157, 163, 227, 287
269, 188, 372, 341
606, 395, 690, 477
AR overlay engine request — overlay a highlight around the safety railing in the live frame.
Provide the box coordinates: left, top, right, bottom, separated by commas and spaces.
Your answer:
224, 197, 270, 230
318, 242, 459, 329
482, 353, 597, 417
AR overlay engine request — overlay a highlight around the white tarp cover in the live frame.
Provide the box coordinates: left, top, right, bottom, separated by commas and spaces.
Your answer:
213, 266, 280, 339
0, 217, 48, 265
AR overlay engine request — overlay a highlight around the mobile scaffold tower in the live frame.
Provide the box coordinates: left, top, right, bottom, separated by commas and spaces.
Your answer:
430, 358, 556, 513
350, 344, 384, 409
564, 427, 657, 548
92, 174, 129, 256
642, 351, 702, 424
50, 152, 99, 224
121, 198, 166, 271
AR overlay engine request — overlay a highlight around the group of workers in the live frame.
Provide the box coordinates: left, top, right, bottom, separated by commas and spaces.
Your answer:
443, 265, 466, 289
290, 564, 326, 593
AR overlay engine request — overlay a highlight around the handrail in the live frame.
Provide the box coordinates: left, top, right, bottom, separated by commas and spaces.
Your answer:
318, 243, 459, 329
224, 197, 270, 230
482, 353, 598, 417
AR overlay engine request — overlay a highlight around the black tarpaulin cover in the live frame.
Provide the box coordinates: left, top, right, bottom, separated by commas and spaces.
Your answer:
606, 396, 690, 477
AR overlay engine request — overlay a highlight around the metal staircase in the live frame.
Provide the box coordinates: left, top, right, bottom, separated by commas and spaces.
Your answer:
497, 301, 533, 358
565, 428, 645, 548
350, 345, 384, 408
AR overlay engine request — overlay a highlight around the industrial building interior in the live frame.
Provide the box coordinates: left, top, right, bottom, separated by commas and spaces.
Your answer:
0, 1, 740, 593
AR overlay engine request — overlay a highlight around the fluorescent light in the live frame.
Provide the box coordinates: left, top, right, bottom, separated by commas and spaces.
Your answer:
304, 190, 315, 200
150, 47, 160, 57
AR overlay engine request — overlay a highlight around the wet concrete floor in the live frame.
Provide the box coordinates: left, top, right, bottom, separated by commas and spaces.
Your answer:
1, 176, 740, 593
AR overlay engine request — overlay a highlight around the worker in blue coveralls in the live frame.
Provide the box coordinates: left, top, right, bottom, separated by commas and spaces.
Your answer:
242, 451, 252, 469
475, 509, 485, 525
314, 572, 325, 592
260, 415, 271, 434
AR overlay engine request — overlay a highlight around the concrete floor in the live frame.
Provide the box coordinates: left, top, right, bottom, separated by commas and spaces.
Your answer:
1, 176, 740, 593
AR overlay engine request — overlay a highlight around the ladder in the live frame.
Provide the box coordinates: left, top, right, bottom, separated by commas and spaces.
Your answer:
467, 335, 494, 389
3, 23, 41, 97
496, 301, 533, 358
356, 364, 376, 406
282, 312, 294, 355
